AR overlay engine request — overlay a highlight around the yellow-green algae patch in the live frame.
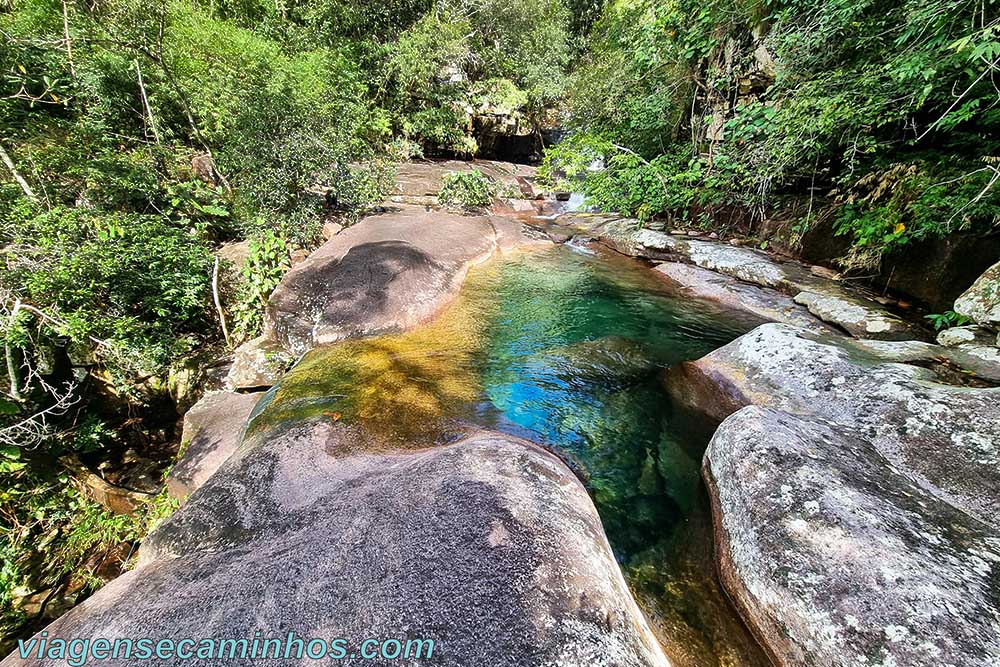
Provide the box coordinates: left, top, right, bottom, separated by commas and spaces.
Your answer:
247, 257, 503, 449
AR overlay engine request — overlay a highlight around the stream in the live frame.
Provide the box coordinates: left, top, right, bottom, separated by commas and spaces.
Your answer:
250, 242, 771, 667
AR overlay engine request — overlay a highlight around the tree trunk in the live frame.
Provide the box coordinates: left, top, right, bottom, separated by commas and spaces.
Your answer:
61, 0, 76, 79
0, 142, 39, 203
135, 60, 161, 144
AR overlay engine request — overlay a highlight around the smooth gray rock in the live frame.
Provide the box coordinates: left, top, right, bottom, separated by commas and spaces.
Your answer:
938, 324, 992, 347
654, 262, 837, 334
793, 289, 924, 340
704, 406, 1000, 667
955, 260, 1000, 326
935, 325, 1000, 378
264, 206, 499, 356
665, 323, 1000, 528
165, 390, 260, 501
7, 424, 668, 667
225, 335, 292, 390
592, 219, 805, 290
847, 337, 1000, 384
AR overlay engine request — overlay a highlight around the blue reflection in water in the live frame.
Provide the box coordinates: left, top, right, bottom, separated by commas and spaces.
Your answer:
469, 245, 749, 559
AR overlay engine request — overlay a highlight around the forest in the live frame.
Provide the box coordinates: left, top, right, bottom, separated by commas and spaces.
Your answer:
2, 0, 998, 648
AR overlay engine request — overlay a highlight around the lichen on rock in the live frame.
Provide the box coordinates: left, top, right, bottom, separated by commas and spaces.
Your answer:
704, 406, 1000, 667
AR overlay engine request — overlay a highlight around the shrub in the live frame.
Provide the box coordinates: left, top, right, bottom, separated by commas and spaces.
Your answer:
438, 170, 497, 209
231, 229, 292, 341
540, 133, 750, 222
3, 206, 213, 374
832, 159, 1000, 271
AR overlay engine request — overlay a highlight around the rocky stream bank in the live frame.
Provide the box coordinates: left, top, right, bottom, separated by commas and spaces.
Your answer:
6, 160, 999, 667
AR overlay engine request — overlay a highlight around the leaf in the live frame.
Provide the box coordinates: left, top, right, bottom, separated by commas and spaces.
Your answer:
199, 205, 229, 217
893, 223, 906, 234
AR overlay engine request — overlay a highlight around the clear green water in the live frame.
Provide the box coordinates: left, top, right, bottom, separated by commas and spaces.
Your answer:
252, 244, 769, 667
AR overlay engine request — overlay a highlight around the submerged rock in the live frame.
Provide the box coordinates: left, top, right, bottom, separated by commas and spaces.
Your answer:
165, 390, 260, 501
665, 323, 1000, 528
705, 406, 1000, 667
9, 424, 669, 667
265, 206, 499, 355
529, 336, 658, 387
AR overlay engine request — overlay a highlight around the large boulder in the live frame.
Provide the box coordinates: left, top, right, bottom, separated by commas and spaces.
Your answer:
7, 423, 668, 667
704, 406, 1000, 667
665, 323, 1000, 528
225, 335, 293, 390
654, 262, 837, 334
955, 259, 1000, 327
165, 391, 260, 501
793, 288, 923, 340
264, 206, 499, 356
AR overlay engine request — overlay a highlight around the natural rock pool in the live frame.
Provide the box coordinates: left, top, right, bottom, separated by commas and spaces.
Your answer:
250, 243, 770, 666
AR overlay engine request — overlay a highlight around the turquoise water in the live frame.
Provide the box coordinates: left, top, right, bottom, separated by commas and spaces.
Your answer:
472, 247, 745, 551
468, 247, 769, 666
257, 243, 769, 666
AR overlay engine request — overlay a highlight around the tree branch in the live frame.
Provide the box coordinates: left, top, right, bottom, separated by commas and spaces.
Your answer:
0, 141, 39, 203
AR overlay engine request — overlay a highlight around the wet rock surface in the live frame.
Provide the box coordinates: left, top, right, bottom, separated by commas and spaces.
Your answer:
9, 424, 669, 667
666, 323, 1000, 528
705, 406, 1000, 667
264, 206, 500, 355
165, 390, 260, 501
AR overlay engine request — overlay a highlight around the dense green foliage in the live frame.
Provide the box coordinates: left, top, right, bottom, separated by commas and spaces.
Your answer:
543, 0, 1000, 268
0, 0, 576, 639
383, 0, 572, 154
3, 0, 998, 645
438, 170, 497, 209
0, 444, 176, 642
